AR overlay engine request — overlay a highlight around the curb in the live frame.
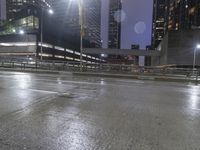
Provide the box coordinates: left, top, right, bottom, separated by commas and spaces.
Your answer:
0, 68, 198, 84
73, 72, 199, 84
0, 68, 60, 74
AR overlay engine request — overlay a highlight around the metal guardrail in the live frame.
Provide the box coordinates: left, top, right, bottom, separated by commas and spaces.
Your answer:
0, 59, 199, 83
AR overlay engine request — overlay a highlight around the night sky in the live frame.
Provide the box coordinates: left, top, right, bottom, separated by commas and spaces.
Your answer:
101, 0, 153, 49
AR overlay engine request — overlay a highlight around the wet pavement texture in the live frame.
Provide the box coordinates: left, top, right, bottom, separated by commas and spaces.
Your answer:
0, 71, 200, 150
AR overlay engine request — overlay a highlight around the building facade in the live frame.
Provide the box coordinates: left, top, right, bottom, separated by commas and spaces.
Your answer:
83, 0, 101, 48
6, 0, 51, 21
51, 0, 101, 48
168, 0, 200, 30
0, 2, 102, 63
152, 0, 200, 48
0, 0, 6, 25
152, 30, 200, 66
108, 0, 121, 49
51, 0, 79, 34
152, 0, 169, 48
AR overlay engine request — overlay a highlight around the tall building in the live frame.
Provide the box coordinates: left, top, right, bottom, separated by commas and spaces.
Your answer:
152, 0, 200, 48
168, 0, 200, 30
152, 0, 169, 48
51, 0, 101, 48
51, 0, 79, 33
0, 1, 102, 63
108, 0, 121, 49
0, 0, 6, 25
84, 0, 101, 48
6, 0, 51, 21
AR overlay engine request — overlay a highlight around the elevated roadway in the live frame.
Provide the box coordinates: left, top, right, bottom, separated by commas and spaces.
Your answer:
83, 48, 161, 56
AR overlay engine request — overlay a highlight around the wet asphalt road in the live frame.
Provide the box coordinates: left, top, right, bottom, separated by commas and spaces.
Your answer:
0, 71, 200, 150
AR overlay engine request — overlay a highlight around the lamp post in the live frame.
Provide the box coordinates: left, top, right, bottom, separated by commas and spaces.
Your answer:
193, 44, 200, 75
40, 8, 54, 61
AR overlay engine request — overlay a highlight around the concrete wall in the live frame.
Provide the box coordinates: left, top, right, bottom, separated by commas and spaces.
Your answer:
158, 30, 200, 66
0, 34, 37, 54
152, 32, 169, 66
167, 30, 200, 65
0, 45, 36, 54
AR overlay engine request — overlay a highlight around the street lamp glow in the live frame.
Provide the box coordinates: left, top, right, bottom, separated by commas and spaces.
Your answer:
19, 30, 25, 35
196, 44, 200, 49
193, 44, 200, 75
48, 9, 54, 15
12, 29, 16, 33
101, 54, 105, 57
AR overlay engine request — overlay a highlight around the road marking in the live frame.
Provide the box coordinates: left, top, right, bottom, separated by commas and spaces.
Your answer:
9, 87, 59, 94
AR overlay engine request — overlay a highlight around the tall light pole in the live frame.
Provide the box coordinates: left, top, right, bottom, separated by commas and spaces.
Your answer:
40, 8, 54, 61
193, 44, 200, 75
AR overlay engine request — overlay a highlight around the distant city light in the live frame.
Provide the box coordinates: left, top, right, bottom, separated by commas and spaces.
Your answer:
48, 9, 54, 15
12, 29, 16, 33
19, 30, 25, 35
196, 44, 200, 49
101, 54, 106, 57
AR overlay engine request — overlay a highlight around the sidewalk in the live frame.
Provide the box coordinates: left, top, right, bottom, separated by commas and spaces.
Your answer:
0, 67, 198, 84
73, 71, 199, 84
0, 67, 60, 74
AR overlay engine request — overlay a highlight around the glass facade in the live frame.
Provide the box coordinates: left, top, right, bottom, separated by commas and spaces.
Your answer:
168, 0, 200, 30
108, 0, 121, 49
51, 0, 101, 48
152, 0, 169, 48
0, 15, 39, 35
0, 0, 6, 25
152, 0, 200, 48
16, 15, 39, 29
6, 0, 51, 21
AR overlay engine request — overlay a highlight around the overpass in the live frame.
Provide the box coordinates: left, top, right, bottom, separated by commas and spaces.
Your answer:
83, 48, 161, 56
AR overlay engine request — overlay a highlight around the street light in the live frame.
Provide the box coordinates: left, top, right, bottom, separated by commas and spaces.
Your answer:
101, 54, 106, 57
12, 29, 16, 33
48, 9, 54, 15
19, 30, 25, 35
193, 44, 200, 75
40, 8, 54, 61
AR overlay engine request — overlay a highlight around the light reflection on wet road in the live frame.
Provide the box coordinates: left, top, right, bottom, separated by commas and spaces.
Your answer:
0, 71, 200, 150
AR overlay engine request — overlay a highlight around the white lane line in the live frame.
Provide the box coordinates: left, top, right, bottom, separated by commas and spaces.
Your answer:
9, 87, 59, 94
27, 88, 59, 94
190, 108, 200, 111
33, 78, 142, 88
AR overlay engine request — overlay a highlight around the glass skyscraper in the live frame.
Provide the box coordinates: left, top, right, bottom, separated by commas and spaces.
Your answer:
0, 0, 6, 25
6, 0, 51, 21
152, 0, 169, 48
108, 0, 121, 49
152, 0, 200, 48
51, 0, 101, 48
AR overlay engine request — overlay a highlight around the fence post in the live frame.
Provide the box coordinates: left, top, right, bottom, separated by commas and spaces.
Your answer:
12, 62, 14, 68
195, 70, 199, 85
63, 62, 65, 71
35, 59, 37, 70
